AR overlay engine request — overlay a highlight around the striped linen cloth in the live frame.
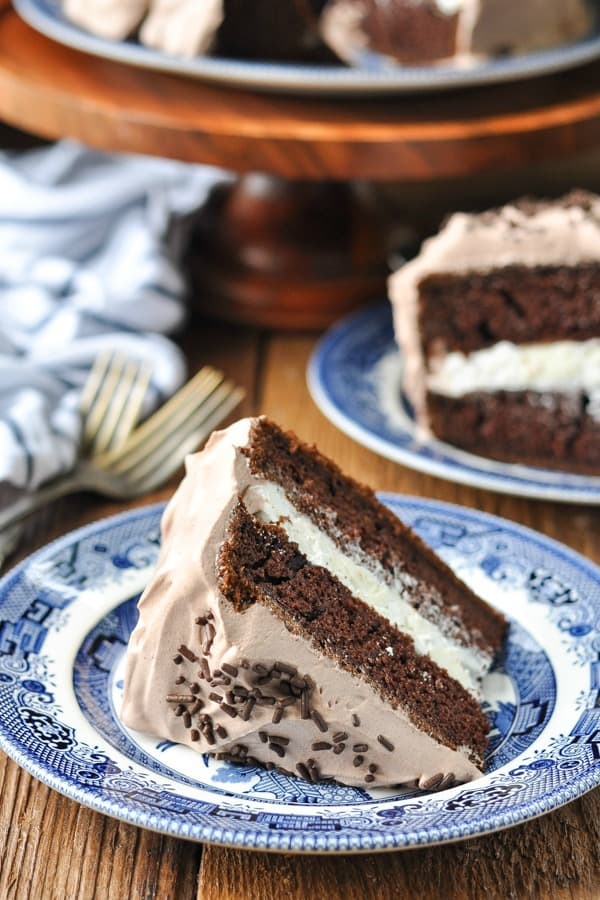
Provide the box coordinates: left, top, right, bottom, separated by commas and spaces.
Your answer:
0, 141, 231, 492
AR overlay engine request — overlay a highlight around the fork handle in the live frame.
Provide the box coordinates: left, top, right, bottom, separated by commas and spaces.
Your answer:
0, 474, 89, 533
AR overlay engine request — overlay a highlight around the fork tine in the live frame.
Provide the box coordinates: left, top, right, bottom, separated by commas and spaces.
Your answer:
126, 386, 245, 492
82, 352, 128, 450
91, 358, 152, 455
98, 366, 225, 472
111, 380, 244, 482
79, 350, 112, 417
107, 361, 153, 453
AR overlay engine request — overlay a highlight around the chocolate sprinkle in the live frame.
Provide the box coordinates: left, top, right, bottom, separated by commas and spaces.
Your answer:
233, 685, 248, 697
208, 692, 223, 704
301, 689, 310, 720
353, 743, 369, 753
419, 773, 444, 791
222, 663, 238, 677
311, 742, 332, 751
290, 676, 306, 692
377, 735, 394, 752
296, 763, 311, 780
279, 697, 296, 707
190, 729, 200, 742
203, 727, 216, 746
272, 707, 283, 724
277, 662, 298, 676
175, 675, 186, 685
225, 691, 235, 705
199, 659, 211, 680
365, 774, 375, 783
178, 644, 197, 663
189, 699, 204, 716
241, 697, 255, 721
269, 735, 290, 746
183, 712, 192, 729
259, 731, 268, 743
172, 654, 183, 665
332, 732, 348, 744
269, 743, 285, 758
256, 696, 276, 707
221, 703, 238, 718
253, 663, 268, 675
333, 743, 345, 755
174, 705, 186, 717
351, 714, 360, 727
195, 616, 207, 626
311, 710, 328, 733
353, 755, 364, 767
368, 763, 377, 774
189, 683, 201, 694
215, 724, 228, 739
166, 694, 195, 703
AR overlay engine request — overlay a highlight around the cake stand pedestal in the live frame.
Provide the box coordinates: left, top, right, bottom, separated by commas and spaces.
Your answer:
3, 6, 600, 326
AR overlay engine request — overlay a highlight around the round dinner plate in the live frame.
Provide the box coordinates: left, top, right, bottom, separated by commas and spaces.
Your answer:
13, 0, 600, 96
308, 304, 600, 505
0, 500, 599, 852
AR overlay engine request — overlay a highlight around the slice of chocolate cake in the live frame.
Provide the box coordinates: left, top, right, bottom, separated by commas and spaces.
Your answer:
389, 191, 600, 473
320, 0, 593, 67
121, 417, 506, 789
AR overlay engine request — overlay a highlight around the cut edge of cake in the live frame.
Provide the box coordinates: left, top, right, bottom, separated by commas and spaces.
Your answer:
388, 190, 600, 473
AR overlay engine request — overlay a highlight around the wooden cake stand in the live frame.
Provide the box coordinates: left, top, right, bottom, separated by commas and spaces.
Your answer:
3, 6, 600, 326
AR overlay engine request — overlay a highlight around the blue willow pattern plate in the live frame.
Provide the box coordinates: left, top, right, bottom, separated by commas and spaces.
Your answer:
0, 499, 599, 852
14, 0, 600, 96
308, 304, 600, 505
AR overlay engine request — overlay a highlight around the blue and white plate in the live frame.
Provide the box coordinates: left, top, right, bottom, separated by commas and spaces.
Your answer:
13, 0, 600, 96
1, 500, 599, 852
308, 304, 600, 505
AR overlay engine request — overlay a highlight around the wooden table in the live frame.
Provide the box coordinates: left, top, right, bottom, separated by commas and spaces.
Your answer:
1, 318, 599, 899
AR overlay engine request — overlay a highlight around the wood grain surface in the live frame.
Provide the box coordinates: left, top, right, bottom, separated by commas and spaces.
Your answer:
0, 318, 599, 899
4, 7, 600, 178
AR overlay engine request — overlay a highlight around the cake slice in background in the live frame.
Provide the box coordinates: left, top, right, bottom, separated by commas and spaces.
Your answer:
389, 191, 600, 473
320, 0, 594, 67
121, 417, 506, 789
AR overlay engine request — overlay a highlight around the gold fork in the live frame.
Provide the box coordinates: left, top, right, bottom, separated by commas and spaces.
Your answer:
0, 366, 244, 534
0, 351, 153, 564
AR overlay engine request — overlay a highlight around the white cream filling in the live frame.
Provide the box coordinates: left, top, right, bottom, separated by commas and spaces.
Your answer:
427, 338, 600, 419
243, 482, 488, 696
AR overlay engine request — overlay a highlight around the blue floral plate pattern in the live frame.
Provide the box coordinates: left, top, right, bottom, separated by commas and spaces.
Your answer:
14, 0, 600, 96
0, 499, 599, 852
308, 304, 600, 505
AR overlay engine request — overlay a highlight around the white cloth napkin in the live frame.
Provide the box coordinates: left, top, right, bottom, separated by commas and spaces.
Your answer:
0, 140, 231, 492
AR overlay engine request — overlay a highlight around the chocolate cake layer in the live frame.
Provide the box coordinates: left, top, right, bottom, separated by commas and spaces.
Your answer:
218, 503, 489, 763
217, 0, 335, 62
358, 0, 459, 64
418, 264, 600, 357
427, 390, 600, 473
244, 419, 507, 655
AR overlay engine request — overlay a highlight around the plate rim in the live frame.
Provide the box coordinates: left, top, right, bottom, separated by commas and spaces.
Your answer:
13, 0, 600, 96
1, 500, 600, 852
307, 303, 600, 505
